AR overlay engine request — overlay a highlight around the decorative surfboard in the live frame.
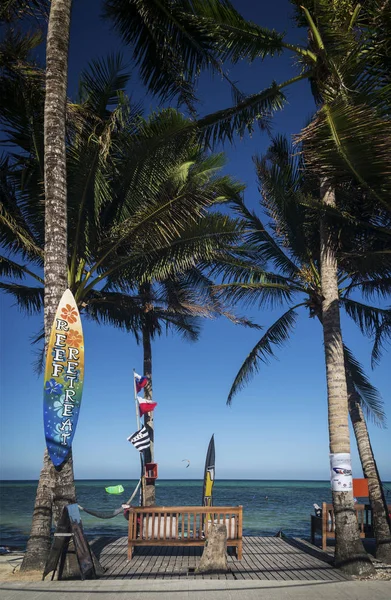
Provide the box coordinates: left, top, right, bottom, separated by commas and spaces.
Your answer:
43, 289, 84, 468
202, 434, 215, 507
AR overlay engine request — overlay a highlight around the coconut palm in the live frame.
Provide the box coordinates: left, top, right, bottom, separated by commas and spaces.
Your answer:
1, 0, 75, 571
211, 135, 391, 561
123, 269, 235, 506
104, 0, 391, 573
42, 0, 74, 557
4, 0, 390, 573
1, 52, 253, 534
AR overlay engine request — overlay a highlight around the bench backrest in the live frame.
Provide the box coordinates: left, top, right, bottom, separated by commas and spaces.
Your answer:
322, 502, 366, 533
128, 506, 243, 541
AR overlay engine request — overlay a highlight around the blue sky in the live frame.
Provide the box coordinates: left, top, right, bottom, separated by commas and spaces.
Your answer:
0, 0, 390, 482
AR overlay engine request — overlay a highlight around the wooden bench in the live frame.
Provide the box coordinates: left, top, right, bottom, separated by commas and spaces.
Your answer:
310, 502, 391, 550
127, 505, 243, 560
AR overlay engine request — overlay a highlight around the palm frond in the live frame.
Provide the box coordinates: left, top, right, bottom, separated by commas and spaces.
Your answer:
78, 53, 132, 114
0, 282, 43, 314
82, 291, 144, 337
297, 101, 391, 211
0, 50, 46, 251
207, 252, 267, 282
343, 278, 391, 302
157, 310, 201, 342
30, 328, 45, 375
0, 254, 42, 282
157, 269, 218, 314
190, 0, 286, 63
83, 186, 244, 295
103, 0, 214, 108
105, 224, 241, 289
0, 0, 49, 22
343, 345, 385, 425
227, 305, 303, 405
298, 194, 391, 242
254, 135, 320, 267
196, 80, 288, 146
67, 57, 144, 283
0, 156, 44, 260
340, 250, 391, 281
228, 195, 300, 278
214, 279, 295, 310
341, 298, 390, 338
0, 254, 24, 279
0, 28, 43, 65
371, 309, 391, 368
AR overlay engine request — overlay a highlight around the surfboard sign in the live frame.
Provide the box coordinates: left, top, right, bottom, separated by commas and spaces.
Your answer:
202, 434, 215, 507
43, 289, 84, 468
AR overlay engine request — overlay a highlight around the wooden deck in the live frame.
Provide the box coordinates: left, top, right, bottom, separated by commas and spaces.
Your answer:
90, 536, 349, 582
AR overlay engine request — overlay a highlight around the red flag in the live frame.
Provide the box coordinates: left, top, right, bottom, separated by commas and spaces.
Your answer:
138, 397, 157, 417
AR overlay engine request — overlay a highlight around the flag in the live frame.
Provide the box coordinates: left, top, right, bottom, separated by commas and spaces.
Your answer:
134, 372, 148, 393
137, 396, 157, 417
127, 426, 150, 451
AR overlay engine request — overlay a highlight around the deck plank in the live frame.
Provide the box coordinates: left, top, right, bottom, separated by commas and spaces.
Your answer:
244, 538, 287, 580
251, 537, 315, 581
94, 535, 350, 582
258, 537, 334, 581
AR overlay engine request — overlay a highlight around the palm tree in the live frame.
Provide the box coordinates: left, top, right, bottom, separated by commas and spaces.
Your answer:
125, 151, 244, 507
4, 0, 389, 574
211, 135, 391, 563
127, 271, 224, 506
44, 0, 72, 334
1, 0, 75, 572
1, 53, 251, 527
42, 0, 75, 536
104, 0, 391, 573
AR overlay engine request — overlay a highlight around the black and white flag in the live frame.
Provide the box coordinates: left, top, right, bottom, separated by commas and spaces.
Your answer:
127, 426, 150, 452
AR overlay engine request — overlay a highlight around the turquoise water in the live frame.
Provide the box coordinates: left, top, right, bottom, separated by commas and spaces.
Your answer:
0, 479, 334, 548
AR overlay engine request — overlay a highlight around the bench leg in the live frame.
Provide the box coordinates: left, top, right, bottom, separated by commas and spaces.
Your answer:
127, 544, 133, 561
322, 535, 327, 552
237, 541, 242, 560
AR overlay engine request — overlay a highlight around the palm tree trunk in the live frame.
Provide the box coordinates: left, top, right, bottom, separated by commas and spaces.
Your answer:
315, 319, 390, 562
319, 180, 374, 576
141, 283, 156, 506
348, 388, 391, 564
19, 452, 54, 572
21, 0, 75, 573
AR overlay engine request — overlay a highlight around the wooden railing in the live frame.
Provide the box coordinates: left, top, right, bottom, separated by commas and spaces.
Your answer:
127, 505, 243, 560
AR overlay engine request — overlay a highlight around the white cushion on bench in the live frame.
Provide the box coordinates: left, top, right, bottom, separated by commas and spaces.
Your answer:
207, 517, 237, 539
141, 516, 177, 539
327, 510, 335, 532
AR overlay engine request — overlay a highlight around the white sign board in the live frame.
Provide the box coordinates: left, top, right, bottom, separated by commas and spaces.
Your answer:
330, 453, 353, 492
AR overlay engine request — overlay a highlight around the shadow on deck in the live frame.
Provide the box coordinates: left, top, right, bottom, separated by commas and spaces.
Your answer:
90, 536, 350, 582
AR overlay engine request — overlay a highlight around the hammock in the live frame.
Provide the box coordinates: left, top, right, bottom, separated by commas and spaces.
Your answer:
78, 478, 141, 519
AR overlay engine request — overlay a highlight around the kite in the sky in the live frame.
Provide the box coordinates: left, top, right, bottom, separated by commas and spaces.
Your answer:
182, 459, 190, 468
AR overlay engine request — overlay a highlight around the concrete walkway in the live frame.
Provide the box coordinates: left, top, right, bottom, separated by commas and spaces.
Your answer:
1, 578, 390, 600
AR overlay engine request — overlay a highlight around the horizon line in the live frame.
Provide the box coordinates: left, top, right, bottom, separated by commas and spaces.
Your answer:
3, 478, 390, 483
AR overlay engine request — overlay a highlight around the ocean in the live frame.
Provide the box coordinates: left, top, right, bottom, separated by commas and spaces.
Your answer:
0, 479, 336, 549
